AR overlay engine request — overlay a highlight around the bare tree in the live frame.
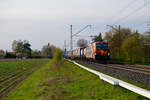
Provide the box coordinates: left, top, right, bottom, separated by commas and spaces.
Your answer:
77, 39, 88, 48
41, 45, 52, 58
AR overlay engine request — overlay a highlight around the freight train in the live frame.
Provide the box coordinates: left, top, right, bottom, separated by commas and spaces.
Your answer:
65, 41, 110, 61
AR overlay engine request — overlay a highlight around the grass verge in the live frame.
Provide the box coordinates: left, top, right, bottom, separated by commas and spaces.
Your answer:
77, 61, 150, 91
3, 59, 149, 100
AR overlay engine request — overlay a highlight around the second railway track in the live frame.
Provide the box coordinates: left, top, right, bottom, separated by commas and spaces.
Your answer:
95, 63, 150, 75
75, 60, 150, 88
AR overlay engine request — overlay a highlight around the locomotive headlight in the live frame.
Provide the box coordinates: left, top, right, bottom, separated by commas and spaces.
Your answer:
108, 53, 110, 56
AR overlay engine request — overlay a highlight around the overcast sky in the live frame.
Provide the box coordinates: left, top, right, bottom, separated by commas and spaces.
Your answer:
0, 0, 150, 51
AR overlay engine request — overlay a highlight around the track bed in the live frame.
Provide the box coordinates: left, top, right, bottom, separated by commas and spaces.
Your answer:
75, 60, 150, 88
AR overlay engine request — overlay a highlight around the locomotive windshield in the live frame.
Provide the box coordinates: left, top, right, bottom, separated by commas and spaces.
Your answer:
96, 44, 108, 50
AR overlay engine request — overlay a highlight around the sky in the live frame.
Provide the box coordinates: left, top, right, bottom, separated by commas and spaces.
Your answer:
0, 0, 150, 51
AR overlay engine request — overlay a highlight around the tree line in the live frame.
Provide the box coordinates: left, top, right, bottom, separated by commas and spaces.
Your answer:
104, 28, 150, 63
76, 27, 150, 64
0, 40, 58, 59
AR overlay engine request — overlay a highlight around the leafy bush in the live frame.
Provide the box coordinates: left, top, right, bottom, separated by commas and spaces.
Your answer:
5, 52, 16, 58
54, 50, 62, 61
122, 34, 144, 63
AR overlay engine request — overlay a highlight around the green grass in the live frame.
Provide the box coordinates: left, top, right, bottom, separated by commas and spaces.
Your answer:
0, 60, 48, 79
78, 62, 150, 91
0, 79, 18, 93
3, 59, 149, 100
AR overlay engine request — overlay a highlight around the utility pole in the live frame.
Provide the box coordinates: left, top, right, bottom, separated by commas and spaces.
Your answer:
70, 24, 92, 52
148, 21, 150, 34
70, 25, 73, 51
64, 40, 66, 55
118, 25, 121, 62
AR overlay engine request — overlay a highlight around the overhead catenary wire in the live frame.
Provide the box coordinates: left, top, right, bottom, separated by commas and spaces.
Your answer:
114, 0, 150, 25
74, 35, 96, 38
73, 25, 92, 37
117, 0, 138, 15
122, 6, 150, 32
70, 25, 92, 51
112, 0, 139, 23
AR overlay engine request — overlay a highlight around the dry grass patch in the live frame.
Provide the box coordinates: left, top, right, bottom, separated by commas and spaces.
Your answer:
38, 61, 72, 100
39, 87, 69, 100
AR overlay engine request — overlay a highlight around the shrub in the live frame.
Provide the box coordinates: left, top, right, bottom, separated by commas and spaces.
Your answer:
54, 50, 62, 61
122, 34, 144, 63
5, 52, 16, 58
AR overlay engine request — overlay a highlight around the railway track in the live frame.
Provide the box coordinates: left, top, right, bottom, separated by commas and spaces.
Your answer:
75, 60, 150, 87
95, 63, 150, 75
0, 65, 42, 100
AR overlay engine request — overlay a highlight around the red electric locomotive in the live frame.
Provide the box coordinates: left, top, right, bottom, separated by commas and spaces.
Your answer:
65, 41, 110, 61
84, 41, 110, 60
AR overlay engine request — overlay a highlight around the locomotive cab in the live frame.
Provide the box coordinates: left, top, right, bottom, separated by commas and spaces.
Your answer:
95, 42, 110, 60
